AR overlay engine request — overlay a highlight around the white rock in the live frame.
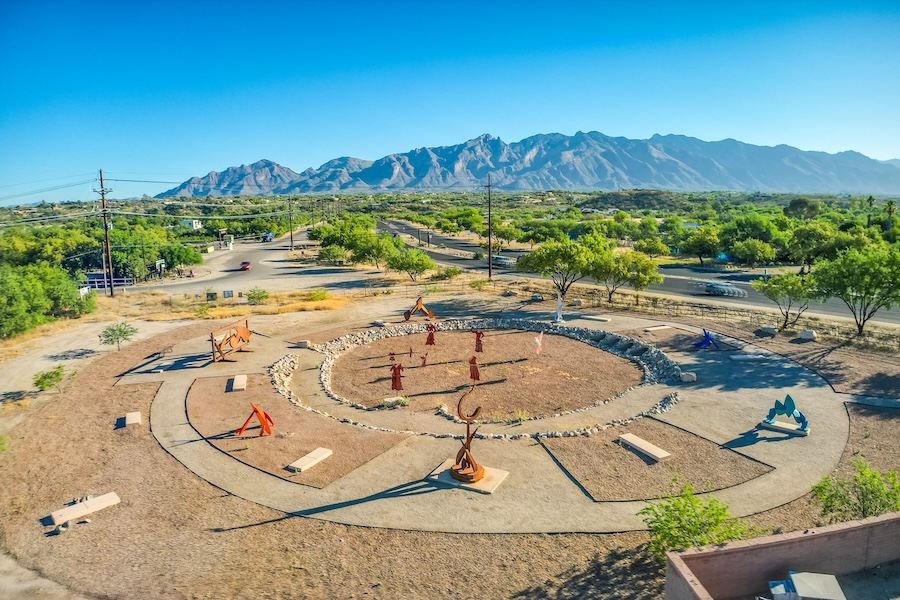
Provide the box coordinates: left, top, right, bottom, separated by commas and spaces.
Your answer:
680, 372, 697, 382
760, 325, 777, 335
571, 299, 584, 307
800, 329, 817, 341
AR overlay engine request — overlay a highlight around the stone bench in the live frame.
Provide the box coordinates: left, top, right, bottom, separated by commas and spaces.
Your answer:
729, 354, 767, 361
295, 340, 311, 349
760, 325, 778, 336
287, 447, 333, 473
125, 412, 141, 427
759, 420, 810, 436
230, 375, 247, 392
618, 433, 672, 462
644, 325, 671, 332
51, 492, 121, 526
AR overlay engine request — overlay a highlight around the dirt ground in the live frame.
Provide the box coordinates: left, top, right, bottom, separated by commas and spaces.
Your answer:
543, 416, 771, 501
187, 374, 410, 488
1, 301, 899, 599
328, 329, 644, 419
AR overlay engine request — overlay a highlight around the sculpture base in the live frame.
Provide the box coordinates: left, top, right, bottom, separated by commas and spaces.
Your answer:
759, 420, 810, 436
450, 463, 485, 483
426, 459, 509, 495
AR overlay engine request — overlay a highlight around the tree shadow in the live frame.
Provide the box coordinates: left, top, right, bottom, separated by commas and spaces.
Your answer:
852, 372, 900, 399
511, 544, 664, 599
44, 348, 99, 361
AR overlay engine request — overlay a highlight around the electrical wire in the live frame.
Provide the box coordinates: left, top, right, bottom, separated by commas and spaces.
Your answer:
0, 180, 94, 201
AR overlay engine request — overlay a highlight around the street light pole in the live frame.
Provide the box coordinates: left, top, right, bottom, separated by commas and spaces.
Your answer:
287, 197, 294, 250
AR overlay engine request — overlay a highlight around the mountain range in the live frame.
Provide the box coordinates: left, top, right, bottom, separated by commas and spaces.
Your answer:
157, 132, 900, 197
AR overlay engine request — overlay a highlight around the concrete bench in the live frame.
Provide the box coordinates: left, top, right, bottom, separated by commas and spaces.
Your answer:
287, 447, 333, 473
643, 325, 671, 332
230, 375, 247, 392
295, 340, 311, 349
51, 492, 121, 526
730, 354, 767, 361
125, 412, 141, 427
759, 420, 810, 436
618, 433, 672, 462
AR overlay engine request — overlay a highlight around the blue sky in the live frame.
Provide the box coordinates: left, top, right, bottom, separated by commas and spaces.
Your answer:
1, 1, 898, 205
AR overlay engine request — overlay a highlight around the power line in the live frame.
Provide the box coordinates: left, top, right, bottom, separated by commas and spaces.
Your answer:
0, 174, 95, 189
0, 180, 94, 201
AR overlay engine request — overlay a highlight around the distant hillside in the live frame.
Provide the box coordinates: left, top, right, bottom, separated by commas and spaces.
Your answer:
157, 132, 900, 197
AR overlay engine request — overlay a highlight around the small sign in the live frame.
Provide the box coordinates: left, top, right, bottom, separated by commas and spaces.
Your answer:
206, 292, 218, 301
79, 286, 91, 298
223, 290, 234, 299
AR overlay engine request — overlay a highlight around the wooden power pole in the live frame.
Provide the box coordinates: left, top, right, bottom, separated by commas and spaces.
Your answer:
96, 169, 115, 297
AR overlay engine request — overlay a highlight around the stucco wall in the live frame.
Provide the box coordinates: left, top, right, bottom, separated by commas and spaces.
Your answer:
665, 511, 900, 600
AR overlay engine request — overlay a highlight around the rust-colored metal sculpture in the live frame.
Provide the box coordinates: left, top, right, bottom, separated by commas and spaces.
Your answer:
451, 386, 485, 483
472, 329, 484, 353
534, 331, 544, 356
468, 356, 480, 381
403, 296, 434, 321
425, 324, 436, 346
210, 319, 252, 362
420, 353, 428, 367
390, 363, 404, 391
235, 403, 275, 437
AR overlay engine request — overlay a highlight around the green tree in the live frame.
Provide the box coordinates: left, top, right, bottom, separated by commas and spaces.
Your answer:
885, 200, 897, 232
351, 233, 400, 269
751, 273, 817, 329
493, 225, 522, 249
731, 239, 776, 267
516, 239, 594, 301
633, 237, 669, 258
317, 245, 347, 263
638, 481, 762, 563
99, 322, 138, 351
866, 195, 876, 228
812, 459, 900, 523
33, 365, 66, 393
386, 248, 436, 281
783, 197, 820, 220
0, 264, 50, 338
814, 246, 900, 334
681, 226, 719, 265
590, 250, 662, 303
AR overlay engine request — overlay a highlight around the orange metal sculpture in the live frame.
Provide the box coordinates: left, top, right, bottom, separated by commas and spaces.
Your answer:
403, 296, 434, 321
235, 403, 275, 437
451, 386, 485, 483
210, 319, 253, 362
468, 356, 480, 381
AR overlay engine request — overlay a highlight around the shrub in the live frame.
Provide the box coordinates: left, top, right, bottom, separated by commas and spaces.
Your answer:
469, 279, 489, 291
638, 481, 763, 563
0, 434, 7, 452
306, 288, 328, 301
473, 251, 485, 261
246, 287, 270, 305
429, 266, 463, 281
33, 365, 65, 393
811, 458, 900, 523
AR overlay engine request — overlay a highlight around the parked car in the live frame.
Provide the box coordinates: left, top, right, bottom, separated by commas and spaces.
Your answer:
239, 261, 252, 271
260, 232, 274, 242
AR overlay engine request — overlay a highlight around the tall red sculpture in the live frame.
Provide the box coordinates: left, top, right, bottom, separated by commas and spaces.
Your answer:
472, 330, 484, 353
451, 386, 485, 483
390, 363, 404, 391
235, 403, 275, 437
425, 324, 436, 346
468, 356, 480, 381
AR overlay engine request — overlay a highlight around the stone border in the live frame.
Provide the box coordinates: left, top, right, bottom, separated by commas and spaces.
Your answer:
269, 319, 683, 440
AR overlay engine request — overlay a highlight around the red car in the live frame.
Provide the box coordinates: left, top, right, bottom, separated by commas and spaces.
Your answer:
239, 261, 252, 271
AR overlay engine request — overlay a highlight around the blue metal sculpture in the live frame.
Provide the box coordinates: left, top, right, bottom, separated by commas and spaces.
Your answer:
763, 394, 809, 432
693, 329, 720, 349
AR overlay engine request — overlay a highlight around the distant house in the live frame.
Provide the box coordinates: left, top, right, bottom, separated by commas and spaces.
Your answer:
180, 219, 202, 230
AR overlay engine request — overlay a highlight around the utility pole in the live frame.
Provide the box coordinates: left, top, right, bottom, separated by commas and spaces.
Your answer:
486, 174, 493, 281
287, 196, 294, 250
95, 169, 115, 297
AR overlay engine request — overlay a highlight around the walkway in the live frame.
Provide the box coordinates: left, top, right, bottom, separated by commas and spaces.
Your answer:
132, 297, 854, 534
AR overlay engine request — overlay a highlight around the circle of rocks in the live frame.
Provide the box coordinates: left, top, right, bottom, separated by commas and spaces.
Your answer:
269, 318, 683, 441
